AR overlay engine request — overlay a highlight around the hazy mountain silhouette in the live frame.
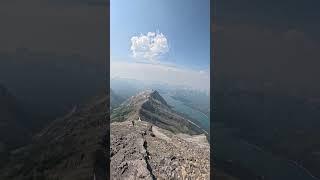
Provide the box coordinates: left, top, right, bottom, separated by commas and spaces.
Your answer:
0, 92, 108, 180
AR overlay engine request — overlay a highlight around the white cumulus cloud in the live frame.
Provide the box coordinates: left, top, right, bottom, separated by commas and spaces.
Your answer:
130, 31, 169, 61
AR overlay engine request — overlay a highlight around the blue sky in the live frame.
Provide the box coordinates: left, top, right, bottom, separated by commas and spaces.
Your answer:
110, 0, 210, 91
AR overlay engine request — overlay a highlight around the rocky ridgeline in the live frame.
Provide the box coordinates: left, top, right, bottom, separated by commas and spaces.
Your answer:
112, 90, 205, 135
111, 90, 210, 179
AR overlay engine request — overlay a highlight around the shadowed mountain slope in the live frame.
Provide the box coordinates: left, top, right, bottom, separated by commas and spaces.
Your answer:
0, 84, 31, 165
0, 94, 108, 180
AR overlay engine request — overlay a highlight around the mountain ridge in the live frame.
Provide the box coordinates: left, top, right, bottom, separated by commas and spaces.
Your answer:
110, 89, 210, 179
111, 89, 205, 135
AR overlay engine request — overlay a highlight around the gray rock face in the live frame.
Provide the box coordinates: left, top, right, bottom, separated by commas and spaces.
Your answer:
111, 119, 210, 179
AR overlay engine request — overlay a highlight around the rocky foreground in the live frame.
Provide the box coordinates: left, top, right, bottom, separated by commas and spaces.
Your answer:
110, 116, 210, 179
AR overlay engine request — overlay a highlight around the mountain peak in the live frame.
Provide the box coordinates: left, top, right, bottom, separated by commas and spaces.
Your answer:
123, 89, 168, 108
148, 90, 168, 106
137, 88, 157, 96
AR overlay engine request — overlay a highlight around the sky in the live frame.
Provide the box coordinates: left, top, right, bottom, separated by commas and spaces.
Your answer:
110, 0, 210, 91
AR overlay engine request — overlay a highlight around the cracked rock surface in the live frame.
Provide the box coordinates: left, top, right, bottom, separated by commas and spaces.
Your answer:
110, 120, 210, 180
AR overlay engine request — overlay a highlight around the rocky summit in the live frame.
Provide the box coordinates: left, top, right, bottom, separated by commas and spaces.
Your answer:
110, 90, 210, 179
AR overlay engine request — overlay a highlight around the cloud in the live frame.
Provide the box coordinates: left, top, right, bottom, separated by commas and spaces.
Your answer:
111, 61, 210, 91
130, 31, 169, 62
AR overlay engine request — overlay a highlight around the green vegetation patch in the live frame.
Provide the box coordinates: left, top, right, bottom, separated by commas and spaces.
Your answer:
111, 106, 134, 122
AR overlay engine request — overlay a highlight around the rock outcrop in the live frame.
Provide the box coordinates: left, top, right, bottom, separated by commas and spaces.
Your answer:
111, 120, 210, 179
